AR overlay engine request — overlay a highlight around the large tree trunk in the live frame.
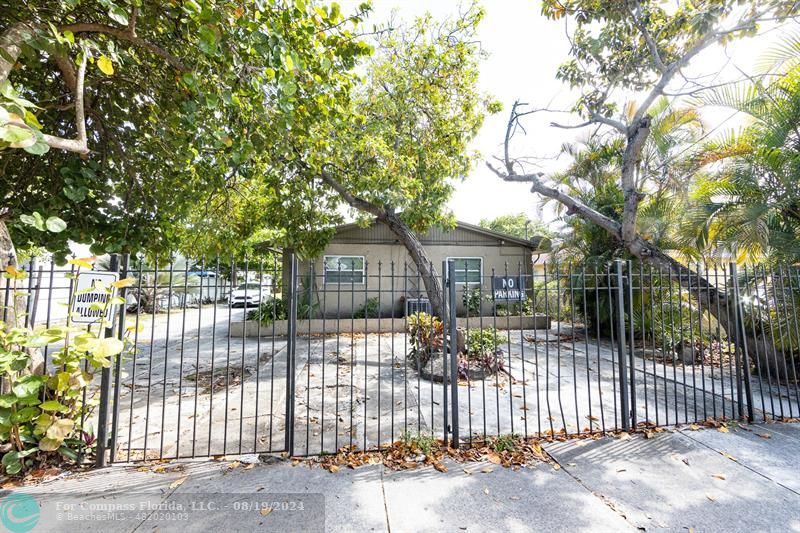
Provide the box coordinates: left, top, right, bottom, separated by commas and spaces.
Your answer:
377, 211, 445, 319
319, 172, 446, 319
629, 236, 791, 381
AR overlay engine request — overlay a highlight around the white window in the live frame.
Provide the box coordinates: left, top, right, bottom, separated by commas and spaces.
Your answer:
448, 257, 482, 284
323, 255, 365, 284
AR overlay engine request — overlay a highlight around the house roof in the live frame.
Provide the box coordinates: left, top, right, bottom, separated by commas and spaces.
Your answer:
332, 219, 550, 251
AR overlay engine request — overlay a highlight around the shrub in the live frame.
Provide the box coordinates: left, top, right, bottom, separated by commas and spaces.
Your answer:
0, 262, 132, 476
461, 288, 482, 316
354, 297, 380, 319
492, 434, 517, 453
406, 313, 443, 365
246, 298, 288, 324
465, 327, 500, 359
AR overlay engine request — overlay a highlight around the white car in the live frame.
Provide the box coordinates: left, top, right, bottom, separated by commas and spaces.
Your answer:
228, 283, 270, 308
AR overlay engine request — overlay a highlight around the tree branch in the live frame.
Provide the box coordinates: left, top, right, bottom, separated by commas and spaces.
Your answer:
59, 22, 187, 71
319, 168, 386, 219
627, 0, 667, 73
41, 52, 88, 154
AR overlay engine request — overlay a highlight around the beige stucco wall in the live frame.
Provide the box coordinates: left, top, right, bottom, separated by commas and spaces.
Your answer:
297, 242, 533, 318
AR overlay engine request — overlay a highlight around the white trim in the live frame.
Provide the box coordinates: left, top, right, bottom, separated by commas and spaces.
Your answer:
446, 256, 483, 285
322, 255, 366, 285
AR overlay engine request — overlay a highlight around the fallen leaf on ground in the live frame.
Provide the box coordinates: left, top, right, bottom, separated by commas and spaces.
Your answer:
757, 433, 771, 439
717, 426, 729, 433
706, 494, 716, 502
712, 474, 726, 480
434, 462, 447, 473
553, 464, 561, 470
169, 476, 188, 489
480, 467, 494, 474
260, 507, 273, 516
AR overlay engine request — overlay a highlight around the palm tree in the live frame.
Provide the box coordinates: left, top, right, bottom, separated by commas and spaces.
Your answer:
687, 31, 800, 379
690, 32, 800, 264
548, 98, 704, 265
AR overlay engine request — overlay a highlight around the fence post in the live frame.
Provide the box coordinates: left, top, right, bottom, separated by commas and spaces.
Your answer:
24, 257, 37, 328
284, 253, 298, 456
96, 254, 119, 467
440, 262, 449, 445
626, 260, 637, 429
614, 260, 631, 431
729, 263, 754, 422
447, 260, 460, 448
109, 253, 129, 463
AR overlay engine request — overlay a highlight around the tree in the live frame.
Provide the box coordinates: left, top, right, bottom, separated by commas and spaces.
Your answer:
0, 1, 371, 268
549, 99, 704, 264
278, 4, 498, 318
487, 0, 799, 376
478, 213, 554, 241
689, 32, 800, 264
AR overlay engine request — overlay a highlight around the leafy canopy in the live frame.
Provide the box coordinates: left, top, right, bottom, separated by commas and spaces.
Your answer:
1, 0, 371, 261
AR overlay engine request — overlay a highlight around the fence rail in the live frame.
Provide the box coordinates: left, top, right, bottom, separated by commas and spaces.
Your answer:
6, 254, 800, 464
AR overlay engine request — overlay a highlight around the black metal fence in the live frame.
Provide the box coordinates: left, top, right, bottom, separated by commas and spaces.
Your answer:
8, 254, 800, 464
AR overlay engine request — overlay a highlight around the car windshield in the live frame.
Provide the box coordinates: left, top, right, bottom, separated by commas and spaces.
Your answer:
236, 283, 262, 291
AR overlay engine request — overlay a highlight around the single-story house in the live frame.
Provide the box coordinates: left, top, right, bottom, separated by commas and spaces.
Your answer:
286, 220, 548, 318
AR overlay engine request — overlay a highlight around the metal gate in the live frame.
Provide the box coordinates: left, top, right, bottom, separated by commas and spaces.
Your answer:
57, 255, 799, 463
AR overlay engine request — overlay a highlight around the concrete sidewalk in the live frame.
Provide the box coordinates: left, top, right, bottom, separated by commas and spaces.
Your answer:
10, 423, 800, 532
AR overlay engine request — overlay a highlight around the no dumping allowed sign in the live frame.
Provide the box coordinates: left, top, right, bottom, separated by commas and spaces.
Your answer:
71, 271, 120, 324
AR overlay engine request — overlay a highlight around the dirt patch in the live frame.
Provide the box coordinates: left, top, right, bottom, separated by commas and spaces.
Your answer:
185, 350, 279, 393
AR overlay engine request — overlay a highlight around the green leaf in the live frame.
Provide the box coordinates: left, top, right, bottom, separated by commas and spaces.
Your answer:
107, 3, 129, 26
0, 394, 17, 408
39, 400, 69, 413
11, 406, 40, 423
23, 140, 49, 155
45, 216, 67, 233
20, 212, 46, 231
0, 124, 33, 144
12, 375, 47, 397
1, 451, 19, 466
58, 445, 79, 461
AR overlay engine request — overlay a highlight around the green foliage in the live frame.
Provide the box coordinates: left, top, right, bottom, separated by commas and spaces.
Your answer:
691, 34, 800, 264
353, 297, 379, 319
491, 434, 516, 453
406, 312, 443, 364
461, 288, 482, 317
465, 327, 500, 359
479, 213, 554, 240
246, 298, 288, 325
0, 262, 133, 476
1, 1, 373, 260
539, 0, 796, 121
400, 431, 436, 455
283, 3, 497, 252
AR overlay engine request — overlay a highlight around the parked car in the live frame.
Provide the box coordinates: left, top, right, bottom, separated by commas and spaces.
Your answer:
228, 283, 270, 308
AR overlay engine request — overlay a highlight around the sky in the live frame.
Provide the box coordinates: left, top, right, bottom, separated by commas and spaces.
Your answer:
342, 0, 791, 225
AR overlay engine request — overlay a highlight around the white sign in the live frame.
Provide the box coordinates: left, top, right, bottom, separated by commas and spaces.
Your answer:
71, 271, 120, 324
